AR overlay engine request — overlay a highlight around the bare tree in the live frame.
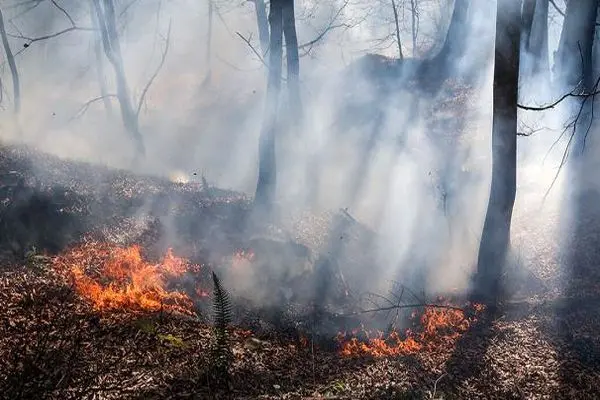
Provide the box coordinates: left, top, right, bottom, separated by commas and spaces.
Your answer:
474, 0, 522, 305
89, 0, 113, 117
282, 0, 302, 127
0, 7, 20, 114
410, 0, 418, 57
92, 0, 145, 156
391, 0, 404, 60
553, 0, 598, 156
249, 0, 269, 56
255, 0, 283, 209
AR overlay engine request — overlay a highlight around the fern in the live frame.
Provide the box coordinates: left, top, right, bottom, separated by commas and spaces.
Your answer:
211, 271, 233, 383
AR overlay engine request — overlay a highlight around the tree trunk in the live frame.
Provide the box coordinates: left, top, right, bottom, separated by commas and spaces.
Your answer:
0, 8, 20, 115
89, 0, 113, 117
554, 0, 598, 90
432, 0, 469, 67
282, 0, 302, 128
554, 0, 598, 156
473, 0, 521, 305
410, 0, 418, 57
255, 0, 283, 209
391, 0, 404, 60
528, 0, 549, 79
202, 0, 213, 86
93, 0, 145, 157
252, 0, 270, 56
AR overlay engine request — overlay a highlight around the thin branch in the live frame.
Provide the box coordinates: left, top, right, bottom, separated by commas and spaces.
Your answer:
336, 303, 465, 317
136, 20, 171, 118
236, 31, 268, 68
8, 26, 95, 46
71, 94, 117, 120
548, 0, 565, 17
518, 88, 600, 111
50, 0, 75, 27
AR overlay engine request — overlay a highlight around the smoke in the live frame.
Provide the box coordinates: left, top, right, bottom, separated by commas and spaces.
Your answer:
0, 0, 587, 309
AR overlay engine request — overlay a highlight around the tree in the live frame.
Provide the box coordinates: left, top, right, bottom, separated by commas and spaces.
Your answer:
0, 7, 20, 114
255, 0, 284, 210
92, 0, 145, 157
522, 0, 549, 82
249, 0, 269, 56
89, 0, 113, 117
473, 0, 522, 305
282, 0, 302, 127
553, 0, 599, 156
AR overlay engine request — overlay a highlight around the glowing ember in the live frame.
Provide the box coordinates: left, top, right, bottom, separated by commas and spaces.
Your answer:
337, 304, 484, 357
53, 241, 196, 314
230, 248, 255, 268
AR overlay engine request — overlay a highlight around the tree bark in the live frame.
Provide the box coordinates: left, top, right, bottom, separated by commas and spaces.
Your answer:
255, 0, 283, 209
282, 0, 302, 128
0, 8, 20, 115
93, 0, 145, 157
473, 0, 521, 305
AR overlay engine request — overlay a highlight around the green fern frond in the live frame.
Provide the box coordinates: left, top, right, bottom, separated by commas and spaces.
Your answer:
211, 271, 232, 382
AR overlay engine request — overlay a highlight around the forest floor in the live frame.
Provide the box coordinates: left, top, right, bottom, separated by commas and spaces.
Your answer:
1, 144, 600, 400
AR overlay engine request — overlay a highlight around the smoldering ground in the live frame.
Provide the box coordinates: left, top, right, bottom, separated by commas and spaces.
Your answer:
0, 0, 595, 322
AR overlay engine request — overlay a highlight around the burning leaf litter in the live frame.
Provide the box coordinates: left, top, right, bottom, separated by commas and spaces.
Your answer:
52, 241, 206, 315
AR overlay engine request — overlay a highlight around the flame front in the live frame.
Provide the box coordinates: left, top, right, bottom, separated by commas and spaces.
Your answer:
337, 305, 484, 357
54, 242, 194, 314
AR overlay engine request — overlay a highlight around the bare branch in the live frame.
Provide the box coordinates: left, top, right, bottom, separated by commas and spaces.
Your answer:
548, 0, 565, 17
236, 31, 268, 68
336, 303, 465, 317
8, 26, 95, 46
50, 0, 76, 27
136, 20, 172, 118
71, 94, 117, 120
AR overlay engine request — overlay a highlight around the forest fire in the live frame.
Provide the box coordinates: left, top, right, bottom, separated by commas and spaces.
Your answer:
52, 241, 198, 315
337, 304, 484, 357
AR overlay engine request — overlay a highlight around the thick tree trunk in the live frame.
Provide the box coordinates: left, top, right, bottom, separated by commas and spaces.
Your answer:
0, 8, 20, 115
282, 0, 302, 128
252, 0, 270, 56
554, 0, 598, 156
93, 0, 145, 157
473, 0, 521, 305
89, 0, 113, 117
432, 0, 469, 67
554, 0, 598, 90
255, 0, 283, 209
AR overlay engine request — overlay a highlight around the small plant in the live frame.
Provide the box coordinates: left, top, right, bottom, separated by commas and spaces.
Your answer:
211, 271, 233, 385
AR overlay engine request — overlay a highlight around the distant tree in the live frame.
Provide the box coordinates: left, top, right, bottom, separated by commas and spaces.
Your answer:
92, 0, 145, 157
282, 0, 302, 127
474, 0, 522, 305
521, 0, 549, 84
553, 0, 599, 157
0, 7, 20, 114
89, 0, 113, 117
255, 0, 284, 209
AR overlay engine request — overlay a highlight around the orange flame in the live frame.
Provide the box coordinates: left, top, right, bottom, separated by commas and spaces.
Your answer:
53, 242, 195, 314
337, 305, 484, 357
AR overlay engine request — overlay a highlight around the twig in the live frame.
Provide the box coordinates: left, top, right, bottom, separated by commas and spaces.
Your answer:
50, 0, 76, 27
236, 31, 267, 68
8, 26, 95, 46
136, 20, 172, 118
337, 303, 464, 317
70, 94, 117, 120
